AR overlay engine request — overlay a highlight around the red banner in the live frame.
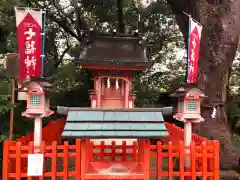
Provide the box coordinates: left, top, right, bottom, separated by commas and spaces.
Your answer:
187, 18, 202, 83
15, 10, 42, 83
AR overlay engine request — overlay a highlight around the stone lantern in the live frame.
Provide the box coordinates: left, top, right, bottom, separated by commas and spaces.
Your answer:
170, 83, 206, 175
18, 77, 54, 150
171, 83, 205, 123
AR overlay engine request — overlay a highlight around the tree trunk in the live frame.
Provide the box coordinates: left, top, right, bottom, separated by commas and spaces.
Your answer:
167, 0, 240, 170
117, 0, 124, 33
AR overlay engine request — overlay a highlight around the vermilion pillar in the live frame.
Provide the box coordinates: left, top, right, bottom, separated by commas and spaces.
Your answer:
124, 81, 129, 108
97, 78, 102, 108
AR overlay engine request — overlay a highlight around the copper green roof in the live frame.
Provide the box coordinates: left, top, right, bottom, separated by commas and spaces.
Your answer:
75, 33, 152, 69
62, 108, 169, 139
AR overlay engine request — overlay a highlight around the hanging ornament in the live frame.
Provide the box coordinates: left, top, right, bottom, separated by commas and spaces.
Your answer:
116, 79, 119, 89
211, 107, 217, 119
107, 78, 110, 88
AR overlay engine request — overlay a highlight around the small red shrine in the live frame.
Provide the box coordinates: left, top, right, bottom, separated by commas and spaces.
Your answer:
58, 30, 170, 179
77, 30, 152, 109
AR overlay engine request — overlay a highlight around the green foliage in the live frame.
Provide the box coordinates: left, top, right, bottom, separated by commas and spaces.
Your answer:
0, 0, 237, 140
0, 79, 11, 112
228, 101, 240, 133
0, 0, 27, 53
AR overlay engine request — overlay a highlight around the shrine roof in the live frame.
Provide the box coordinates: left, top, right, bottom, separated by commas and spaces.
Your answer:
170, 83, 205, 98
61, 108, 170, 139
18, 76, 53, 91
75, 32, 152, 69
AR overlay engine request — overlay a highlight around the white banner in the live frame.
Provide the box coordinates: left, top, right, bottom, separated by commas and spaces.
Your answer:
15, 8, 42, 28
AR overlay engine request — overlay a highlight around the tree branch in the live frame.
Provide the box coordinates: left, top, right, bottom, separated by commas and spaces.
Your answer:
31, 0, 81, 41
55, 45, 71, 68
71, 0, 85, 37
48, 13, 80, 41
117, 0, 124, 33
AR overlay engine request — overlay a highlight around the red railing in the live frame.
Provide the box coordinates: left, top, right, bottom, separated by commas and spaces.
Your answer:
15, 120, 66, 145
2, 139, 220, 180
90, 141, 139, 162
164, 122, 207, 145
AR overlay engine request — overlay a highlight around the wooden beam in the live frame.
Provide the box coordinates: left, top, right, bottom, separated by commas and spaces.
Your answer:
57, 106, 173, 115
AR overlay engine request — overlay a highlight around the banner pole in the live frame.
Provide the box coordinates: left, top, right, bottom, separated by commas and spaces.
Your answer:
182, 11, 202, 26
186, 16, 191, 83
15, 6, 42, 11
41, 9, 46, 77
9, 78, 15, 140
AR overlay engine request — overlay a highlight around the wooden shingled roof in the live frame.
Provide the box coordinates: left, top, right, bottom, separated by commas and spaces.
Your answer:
75, 32, 152, 69
61, 108, 169, 139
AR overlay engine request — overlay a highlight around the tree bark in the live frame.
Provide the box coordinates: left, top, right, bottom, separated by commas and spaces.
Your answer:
117, 0, 124, 33
167, 0, 240, 170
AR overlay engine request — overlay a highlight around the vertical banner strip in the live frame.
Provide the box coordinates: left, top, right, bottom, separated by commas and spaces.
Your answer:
186, 17, 202, 83
41, 10, 46, 77
15, 8, 42, 83
186, 17, 191, 83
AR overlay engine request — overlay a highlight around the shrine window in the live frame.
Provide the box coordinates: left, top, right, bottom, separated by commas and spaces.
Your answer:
187, 99, 197, 112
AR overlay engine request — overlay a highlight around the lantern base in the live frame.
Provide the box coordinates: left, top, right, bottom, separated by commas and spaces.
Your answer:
173, 113, 204, 123
22, 108, 54, 118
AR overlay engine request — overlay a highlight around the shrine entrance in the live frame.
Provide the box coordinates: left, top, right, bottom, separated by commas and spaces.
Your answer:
80, 139, 150, 179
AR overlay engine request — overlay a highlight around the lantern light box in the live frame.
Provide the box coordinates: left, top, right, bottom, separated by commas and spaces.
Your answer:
18, 77, 53, 118
170, 83, 206, 123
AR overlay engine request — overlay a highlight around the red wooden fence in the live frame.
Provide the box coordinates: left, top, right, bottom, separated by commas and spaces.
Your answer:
2, 139, 220, 180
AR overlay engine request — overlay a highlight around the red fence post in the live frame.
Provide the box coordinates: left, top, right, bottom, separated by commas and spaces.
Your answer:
63, 141, 69, 180
2, 140, 10, 180
201, 142, 207, 180
100, 141, 104, 161
143, 140, 150, 180
139, 139, 145, 163
26, 141, 34, 180
89, 141, 93, 161
75, 139, 81, 179
81, 139, 86, 180
157, 141, 162, 180
179, 141, 185, 180
51, 141, 57, 180
27, 142, 34, 180
122, 141, 126, 161
190, 142, 196, 180
168, 141, 173, 180
39, 141, 45, 180
111, 141, 116, 161
132, 141, 137, 161
86, 139, 91, 164
16, 142, 22, 180
207, 141, 214, 180
213, 140, 220, 180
